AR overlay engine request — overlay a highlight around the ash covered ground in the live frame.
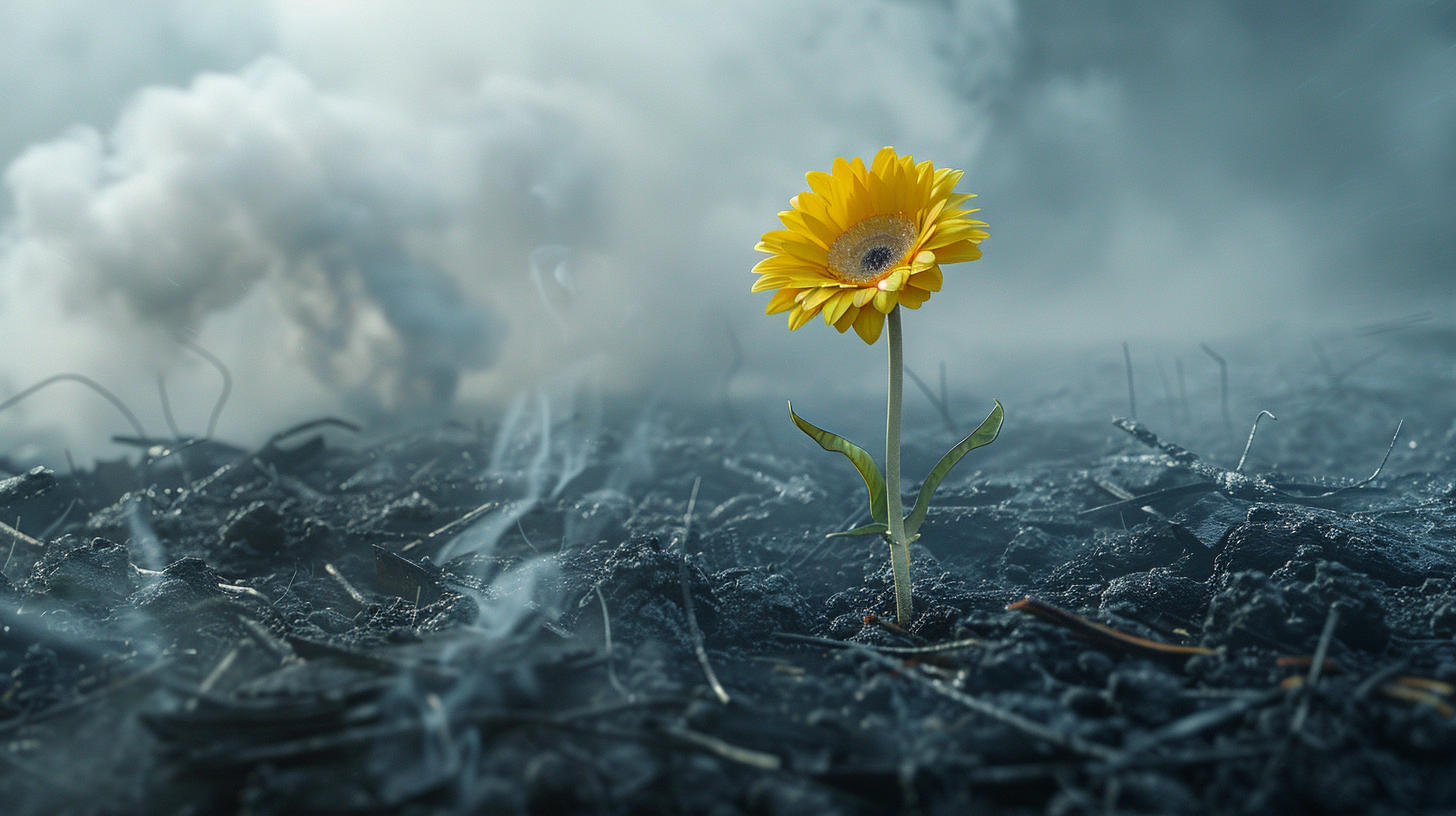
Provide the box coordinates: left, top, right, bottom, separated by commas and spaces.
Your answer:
3, 327, 1456, 815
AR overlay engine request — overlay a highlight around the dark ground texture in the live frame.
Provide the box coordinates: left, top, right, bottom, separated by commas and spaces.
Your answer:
1, 326, 1456, 815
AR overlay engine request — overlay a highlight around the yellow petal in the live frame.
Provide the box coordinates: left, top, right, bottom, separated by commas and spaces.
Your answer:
871, 146, 898, 177
782, 209, 838, 249
805, 170, 835, 200
908, 264, 943, 292
852, 287, 877, 307
915, 160, 934, 199
871, 157, 895, 212
877, 267, 910, 292
796, 190, 846, 233
756, 228, 803, 248
751, 255, 820, 275
894, 157, 918, 213
800, 286, 837, 312
777, 237, 830, 266
911, 250, 936, 272
853, 307, 885, 344
777, 211, 828, 249
898, 286, 931, 309
864, 169, 888, 216
787, 305, 815, 331
924, 223, 984, 250
833, 304, 859, 332
764, 288, 800, 314
918, 199, 945, 233
873, 289, 897, 314
932, 169, 965, 200
934, 241, 983, 265
823, 289, 853, 326
752, 267, 835, 289
781, 270, 841, 287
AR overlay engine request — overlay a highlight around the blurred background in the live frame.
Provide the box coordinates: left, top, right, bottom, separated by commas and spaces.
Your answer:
0, 0, 1451, 465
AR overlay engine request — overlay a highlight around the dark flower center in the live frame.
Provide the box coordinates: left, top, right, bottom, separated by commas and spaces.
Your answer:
826, 213, 917, 284
861, 246, 896, 273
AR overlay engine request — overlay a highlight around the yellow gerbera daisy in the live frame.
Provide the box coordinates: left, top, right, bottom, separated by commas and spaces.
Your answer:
751, 147, 988, 344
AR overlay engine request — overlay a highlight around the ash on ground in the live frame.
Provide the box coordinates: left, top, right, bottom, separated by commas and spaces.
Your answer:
3, 329, 1456, 815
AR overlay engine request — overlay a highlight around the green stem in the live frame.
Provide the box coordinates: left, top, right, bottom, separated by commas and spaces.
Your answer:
885, 306, 912, 623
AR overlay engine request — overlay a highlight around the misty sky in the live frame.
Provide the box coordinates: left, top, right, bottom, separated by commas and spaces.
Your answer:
0, 0, 1451, 461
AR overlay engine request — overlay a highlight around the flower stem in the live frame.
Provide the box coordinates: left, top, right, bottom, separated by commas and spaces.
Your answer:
885, 306, 912, 624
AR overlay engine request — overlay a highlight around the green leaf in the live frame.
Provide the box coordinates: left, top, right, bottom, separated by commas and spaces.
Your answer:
826, 522, 889, 538
788, 402, 887, 524
903, 400, 1003, 537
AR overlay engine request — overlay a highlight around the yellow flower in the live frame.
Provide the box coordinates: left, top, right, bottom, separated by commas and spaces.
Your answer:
751, 147, 988, 344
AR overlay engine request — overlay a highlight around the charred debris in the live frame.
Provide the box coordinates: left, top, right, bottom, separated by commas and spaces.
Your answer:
2, 333, 1456, 814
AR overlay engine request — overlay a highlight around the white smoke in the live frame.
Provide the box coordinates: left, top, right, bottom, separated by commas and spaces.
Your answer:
4, 59, 497, 411
0, 0, 1017, 461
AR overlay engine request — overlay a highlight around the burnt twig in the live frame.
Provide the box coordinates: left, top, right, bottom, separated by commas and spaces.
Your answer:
324, 562, 367, 609
1079, 481, 1219, 517
400, 499, 500, 553
178, 336, 232, 439
905, 363, 957, 433
0, 373, 148, 441
863, 614, 926, 645
679, 555, 729, 704
186, 416, 358, 497
1199, 343, 1232, 439
660, 725, 782, 770
0, 518, 44, 550
1090, 477, 1171, 522
186, 646, 240, 711
1105, 417, 1401, 508
1007, 598, 1214, 659
675, 478, 728, 704
1236, 411, 1277, 473
1275, 420, 1402, 499
238, 615, 297, 664
265, 417, 361, 449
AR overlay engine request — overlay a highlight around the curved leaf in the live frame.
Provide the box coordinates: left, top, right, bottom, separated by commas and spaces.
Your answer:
788, 402, 887, 523
903, 400, 1003, 537
826, 522, 889, 538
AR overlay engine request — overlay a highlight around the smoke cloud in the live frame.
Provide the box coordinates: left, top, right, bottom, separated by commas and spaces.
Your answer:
5, 59, 498, 410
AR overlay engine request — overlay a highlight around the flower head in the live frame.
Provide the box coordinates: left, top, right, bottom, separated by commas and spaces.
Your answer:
752, 147, 987, 343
